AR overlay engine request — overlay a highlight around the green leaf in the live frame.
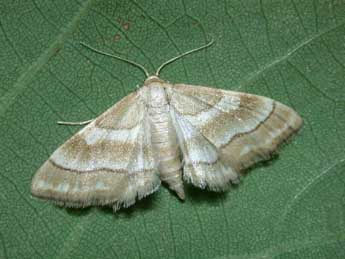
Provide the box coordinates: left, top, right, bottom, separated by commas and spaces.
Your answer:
1, 0, 344, 258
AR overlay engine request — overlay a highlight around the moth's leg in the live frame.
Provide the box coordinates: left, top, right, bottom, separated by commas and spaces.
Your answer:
57, 119, 94, 126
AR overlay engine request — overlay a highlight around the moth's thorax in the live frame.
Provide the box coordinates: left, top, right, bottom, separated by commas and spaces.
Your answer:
148, 85, 168, 107
141, 76, 171, 107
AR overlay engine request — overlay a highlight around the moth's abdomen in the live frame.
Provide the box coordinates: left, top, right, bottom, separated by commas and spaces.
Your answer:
148, 85, 185, 199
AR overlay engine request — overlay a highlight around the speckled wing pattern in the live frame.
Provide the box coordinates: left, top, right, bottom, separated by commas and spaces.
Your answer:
31, 91, 160, 211
168, 83, 302, 190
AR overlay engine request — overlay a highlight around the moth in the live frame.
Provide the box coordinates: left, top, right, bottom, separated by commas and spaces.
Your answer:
31, 39, 302, 211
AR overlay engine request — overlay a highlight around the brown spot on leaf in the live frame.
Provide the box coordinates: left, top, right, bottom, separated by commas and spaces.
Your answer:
114, 33, 121, 42
116, 17, 131, 31
123, 22, 130, 30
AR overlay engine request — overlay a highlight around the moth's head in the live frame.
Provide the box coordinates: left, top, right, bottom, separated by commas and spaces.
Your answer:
144, 75, 165, 86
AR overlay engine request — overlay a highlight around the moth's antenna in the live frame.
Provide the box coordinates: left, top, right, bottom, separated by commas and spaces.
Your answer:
155, 38, 214, 76
80, 42, 150, 78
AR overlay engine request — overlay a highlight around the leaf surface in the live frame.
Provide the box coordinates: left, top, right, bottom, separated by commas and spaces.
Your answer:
1, 1, 344, 258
